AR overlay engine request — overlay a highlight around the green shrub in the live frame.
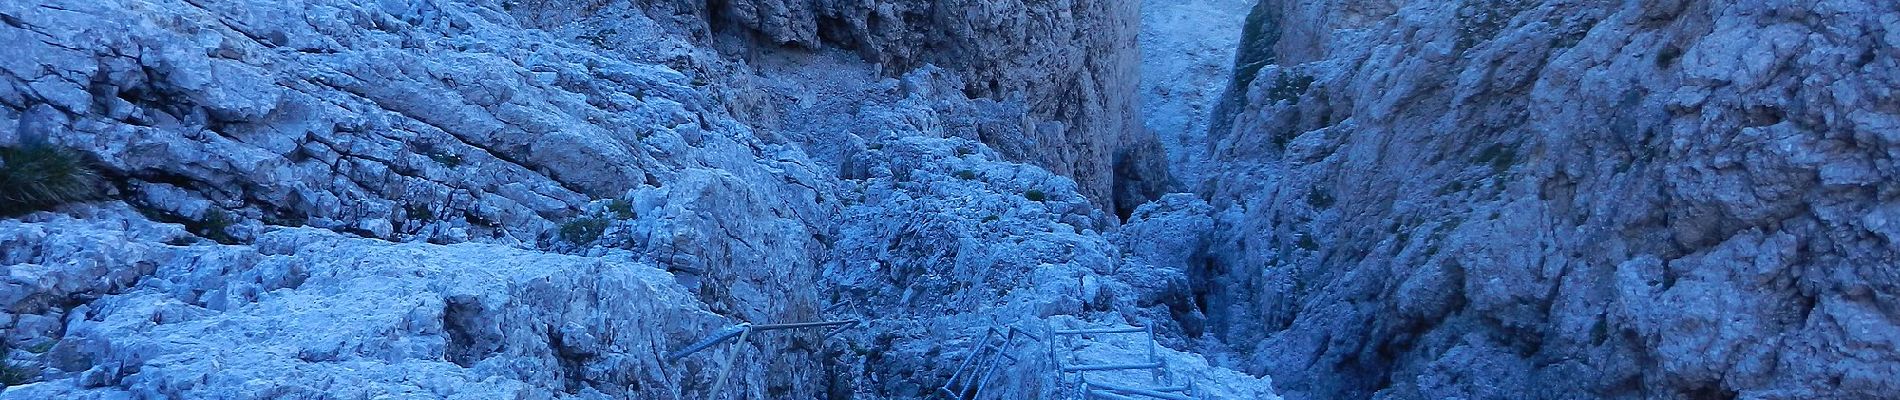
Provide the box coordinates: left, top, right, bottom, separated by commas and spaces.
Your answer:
1436, 181, 1467, 196
1306, 187, 1335, 208
607, 198, 636, 219
429, 152, 463, 168
0, 144, 103, 217
198, 209, 238, 243
1296, 233, 1320, 251
559, 216, 609, 245
1656, 46, 1684, 68
405, 203, 435, 222
1023, 190, 1047, 202
1266, 72, 1316, 104
0, 347, 37, 387
1472, 143, 1518, 174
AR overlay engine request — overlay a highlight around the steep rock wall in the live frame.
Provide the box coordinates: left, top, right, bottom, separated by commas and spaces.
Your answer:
0, 0, 1280, 398
1200, 0, 1900, 399
1, 0, 837, 396
511, 0, 1169, 218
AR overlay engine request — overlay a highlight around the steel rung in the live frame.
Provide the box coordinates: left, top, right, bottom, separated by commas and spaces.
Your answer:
1055, 327, 1146, 335
1088, 380, 1196, 400
1063, 362, 1163, 372
1087, 390, 1145, 400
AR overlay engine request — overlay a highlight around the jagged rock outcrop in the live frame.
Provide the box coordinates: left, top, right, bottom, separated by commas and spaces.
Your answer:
1, 207, 741, 399
508, 0, 1170, 218
1, 0, 1284, 399
2, 0, 834, 396
1198, 0, 1900, 399
1139, 0, 1255, 187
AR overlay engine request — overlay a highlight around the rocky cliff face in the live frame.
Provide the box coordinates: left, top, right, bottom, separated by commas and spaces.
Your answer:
507, 0, 1170, 218
0, 0, 1279, 398
1139, 0, 1254, 189
1199, 0, 1900, 399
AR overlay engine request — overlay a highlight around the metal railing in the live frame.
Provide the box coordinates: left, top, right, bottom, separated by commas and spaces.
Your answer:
938, 325, 1041, 400
1048, 323, 1196, 400
667, 318, 860, 400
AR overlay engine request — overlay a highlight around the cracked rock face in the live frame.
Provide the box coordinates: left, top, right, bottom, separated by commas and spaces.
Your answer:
1, 208, 739, 399
1198, 0, 1900, 399
2, 0, 838, 396
1, 0, 1286, 398
510, 0, 1169, 218
0, 0, 828, 248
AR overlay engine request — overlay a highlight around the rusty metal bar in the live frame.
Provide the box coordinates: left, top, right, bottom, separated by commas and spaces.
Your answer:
1063, 362, 1164, 372
1087, 380, 1196, 400
1088, 389, 1144, 400
666, 323, 751, 362
1011, 326, 1043, 342
750, 320, 859, 331
706, 327, 752, 400
1054, 327, 1146, 335
823, 322, 857, 340
940, 328, 997, 398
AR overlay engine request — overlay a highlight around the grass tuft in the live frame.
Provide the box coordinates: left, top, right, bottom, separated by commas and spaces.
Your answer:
0, 144, 104, 217
560, 216, 609, 245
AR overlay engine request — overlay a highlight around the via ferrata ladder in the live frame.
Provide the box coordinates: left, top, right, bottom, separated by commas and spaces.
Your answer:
1047, 324, 1196, 400
937, 325, 1041, 399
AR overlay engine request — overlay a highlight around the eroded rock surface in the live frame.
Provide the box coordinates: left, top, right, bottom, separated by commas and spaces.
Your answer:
508, 0, 1170, 217
1198, 0, 1900, 399
0, 0, 1279, 398
1, 207, 736, 399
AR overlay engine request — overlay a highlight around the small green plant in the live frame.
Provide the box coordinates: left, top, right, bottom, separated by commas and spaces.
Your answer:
1296, 234, 1320, 251
955, 147, 975, 157
1471, 143, 1518, 174
429, 152, 463, 168
954, 170, 978, 180
1436, 181, 1467, 196
22, 340, 54, 354
0, 143, 104, 217
559, 216, 609, 245
1656, 45, 1684, 68
1271, 130, 1299, 150
606, 199, 636, 219
1023, 190, 1047, 202
578, 28, 619, 48
405, 203, 434, 222
1590, 315, 1610, 345
198, 208, 237, 243
1306, 187, 1335, 208
0, 346, 38, 387
1266, 72, 1317, 104
982, 215, 1000, 223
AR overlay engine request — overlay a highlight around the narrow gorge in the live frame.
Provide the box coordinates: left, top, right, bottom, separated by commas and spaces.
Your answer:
1, 0, 1894, 399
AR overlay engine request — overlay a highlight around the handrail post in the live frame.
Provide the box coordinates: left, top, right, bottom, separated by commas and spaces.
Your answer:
706, 326, 751, 400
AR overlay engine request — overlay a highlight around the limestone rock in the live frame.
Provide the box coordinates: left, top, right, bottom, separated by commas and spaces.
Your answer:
1197, 0, 1900, 398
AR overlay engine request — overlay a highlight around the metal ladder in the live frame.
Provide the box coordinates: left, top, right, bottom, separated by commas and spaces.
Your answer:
665, 319, 859, 400
1047, 324, 1196, 400
937, 325, 1041, 399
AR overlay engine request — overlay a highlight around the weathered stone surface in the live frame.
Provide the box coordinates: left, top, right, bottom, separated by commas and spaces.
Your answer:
1139, 0, 1255, 188
0, 0, 1283, 398
510, 0, 1169, 217
1, 208, 736, 399
1196, 0, 1900, 399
